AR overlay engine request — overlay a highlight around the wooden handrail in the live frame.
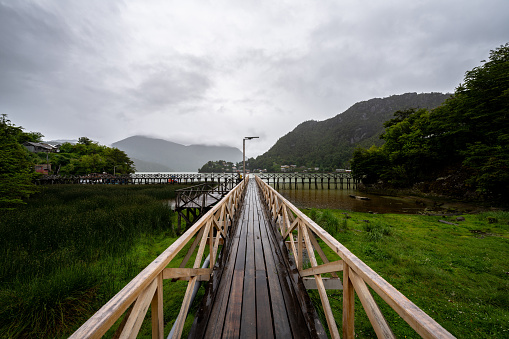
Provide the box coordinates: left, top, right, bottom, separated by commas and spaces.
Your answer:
70, 177, 249, 338
254, 176, 455, 339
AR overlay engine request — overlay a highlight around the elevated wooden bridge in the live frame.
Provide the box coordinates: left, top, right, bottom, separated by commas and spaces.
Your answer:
257, 172, 357, 190
36, 172, 356, 190
71, 176, 454, 338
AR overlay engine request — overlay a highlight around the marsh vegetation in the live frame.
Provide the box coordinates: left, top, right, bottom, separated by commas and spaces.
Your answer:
0, 184, 192, 338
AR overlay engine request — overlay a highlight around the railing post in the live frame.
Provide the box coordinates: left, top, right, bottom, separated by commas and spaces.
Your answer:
151, 273, 164, 339
343, 264, 355, 339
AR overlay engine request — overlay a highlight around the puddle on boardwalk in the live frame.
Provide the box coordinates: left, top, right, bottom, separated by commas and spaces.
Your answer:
274, 184, 425, 214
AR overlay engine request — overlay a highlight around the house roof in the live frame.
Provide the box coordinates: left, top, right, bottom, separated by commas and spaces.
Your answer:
23, 142, 57, 150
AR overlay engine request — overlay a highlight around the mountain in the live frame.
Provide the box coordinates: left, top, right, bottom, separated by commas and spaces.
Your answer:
112, 136, 243, 172
251, 92, 451, 171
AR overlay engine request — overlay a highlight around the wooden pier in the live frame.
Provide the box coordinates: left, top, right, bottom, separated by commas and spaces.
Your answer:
188, 179, 326, 338
71, 175, 454, 339
175, 179, 238, 232
257, 172, 357, 190
36, 173, 240, 185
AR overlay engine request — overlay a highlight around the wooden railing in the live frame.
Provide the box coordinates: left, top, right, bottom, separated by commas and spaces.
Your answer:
70, 177, 249, 338
255, 176, 455, 339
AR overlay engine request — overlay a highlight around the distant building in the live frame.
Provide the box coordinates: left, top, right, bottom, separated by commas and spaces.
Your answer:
23, 142, 58, 153
34, 164, 51, 174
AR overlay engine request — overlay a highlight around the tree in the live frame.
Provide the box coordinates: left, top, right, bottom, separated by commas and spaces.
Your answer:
0, 115, 38, 209
351, 146, 390, 185
58, 140, 135, 175
350, 43, 509, 199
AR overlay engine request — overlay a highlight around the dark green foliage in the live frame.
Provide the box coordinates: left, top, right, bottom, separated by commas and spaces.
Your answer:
0, 184, 178, 338
351, 146, 390, 185
198, 160, 236, 173
0, 115, 39, 209
56, 140, 135, 175
249, 93, 450, 172
362, 221, 392, 242
307, 208, 348, 234
352, 43, 509, 200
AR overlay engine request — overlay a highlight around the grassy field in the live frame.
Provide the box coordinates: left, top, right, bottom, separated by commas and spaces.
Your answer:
304, 208, 509, 338
0, 184, 197, 338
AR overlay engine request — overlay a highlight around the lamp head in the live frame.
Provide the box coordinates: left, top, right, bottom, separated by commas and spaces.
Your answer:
244, 136, 259, 140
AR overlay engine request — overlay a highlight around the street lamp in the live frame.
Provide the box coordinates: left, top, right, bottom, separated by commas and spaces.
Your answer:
243, 136, 259, 180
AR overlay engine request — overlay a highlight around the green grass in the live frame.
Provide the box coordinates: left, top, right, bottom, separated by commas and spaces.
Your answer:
0, 184, 197, 338
303, 208, 509, 338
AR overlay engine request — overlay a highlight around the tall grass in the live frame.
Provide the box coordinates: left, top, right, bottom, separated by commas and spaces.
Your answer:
0, 184, 180, 338
307, 208, 348, 235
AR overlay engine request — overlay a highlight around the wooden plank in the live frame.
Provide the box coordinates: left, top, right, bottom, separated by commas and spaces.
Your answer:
172, 277, 198, 338
193, 221, 212, 268
301, 225, 340, 339
343, 264, 355, 339
178, 226, 205, 269
308, 230, 339, 278
300, 260, 344, 277
253, 216, 274, 339
162, 268, 212, 280
203, 209, 245, 337
222, 184, 250, 338
241, 212, 257, 337
297, 222, 303, 270
150, 273, 164, 339
258, 215, 292, 338
118, 278, 158, 339
188, 208, 242, 338
283, 215, 300, 239
350, 269, 395, 339
302, 277, 343, 290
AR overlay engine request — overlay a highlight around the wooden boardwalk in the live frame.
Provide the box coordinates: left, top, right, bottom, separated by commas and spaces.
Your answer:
70, 176, 454, 339
189, 179, 327, 338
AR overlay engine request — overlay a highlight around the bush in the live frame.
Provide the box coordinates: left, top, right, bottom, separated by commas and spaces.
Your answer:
363, 221, 392, 242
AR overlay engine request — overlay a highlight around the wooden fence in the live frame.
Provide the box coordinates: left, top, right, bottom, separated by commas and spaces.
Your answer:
255, 176, 455, 339
70, 177, 249, 338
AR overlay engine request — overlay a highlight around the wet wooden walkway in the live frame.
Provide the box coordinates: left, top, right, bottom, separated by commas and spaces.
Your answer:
189, 179, 327, 338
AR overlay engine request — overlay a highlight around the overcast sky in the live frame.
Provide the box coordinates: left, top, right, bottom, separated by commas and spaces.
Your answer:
1, 1, 508, 157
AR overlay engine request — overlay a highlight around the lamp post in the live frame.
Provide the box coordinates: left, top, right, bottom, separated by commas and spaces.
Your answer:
243, 136, 259, 180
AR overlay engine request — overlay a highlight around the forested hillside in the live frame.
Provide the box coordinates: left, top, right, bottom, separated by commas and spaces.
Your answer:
249, 92, 450, 172
352, 43, 509, 201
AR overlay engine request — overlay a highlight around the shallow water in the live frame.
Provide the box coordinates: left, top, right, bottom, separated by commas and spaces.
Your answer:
274, 184, 425, 214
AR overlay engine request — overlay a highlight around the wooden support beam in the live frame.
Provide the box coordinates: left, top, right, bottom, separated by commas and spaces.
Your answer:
178, 226, 206, 269
308, 231, 339, 279
300, 260, 344, 277
162, 268, 212, 280
350, 269, 395, 339
343, 264, 355, 339
282, 217, 300, 240
302, 277, 343, 290
151, 273, 164, 339
118, 278, 158, 339
301, 225, 340, 339
172, 277, 198, 338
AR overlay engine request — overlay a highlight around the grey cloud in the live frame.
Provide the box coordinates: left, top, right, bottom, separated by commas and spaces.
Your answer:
2, 0, 508, 156
129, 62, 212, 111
